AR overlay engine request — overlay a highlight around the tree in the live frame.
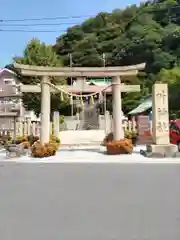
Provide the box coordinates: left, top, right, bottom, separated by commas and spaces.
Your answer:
157, 67, 180, 116
13, 38, 76, 116
53, 0, 180, 112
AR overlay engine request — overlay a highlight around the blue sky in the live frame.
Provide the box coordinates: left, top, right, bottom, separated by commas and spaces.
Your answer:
0, 0, 142, 67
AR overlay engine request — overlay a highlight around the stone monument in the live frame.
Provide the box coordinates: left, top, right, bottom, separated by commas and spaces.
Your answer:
141, 83, 178, 157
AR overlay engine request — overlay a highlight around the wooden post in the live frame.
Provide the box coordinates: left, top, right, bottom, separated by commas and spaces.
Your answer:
19, 121, 23, 136
53, 111, 60, 138
50, 122, 53, 135
32, 122, 36, 136
24, 121, 28, 136
105, 111, 111, 134
13, 117, 16, 141
27, 118, 31, 135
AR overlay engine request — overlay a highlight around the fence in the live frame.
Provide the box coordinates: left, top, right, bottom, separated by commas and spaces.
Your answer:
16, 121, 41, 136
0, 114, 153, 138
0, 120, 41, 137
123, 119, 152, 132
0, 121, 47, 137
99, 114, 152, 133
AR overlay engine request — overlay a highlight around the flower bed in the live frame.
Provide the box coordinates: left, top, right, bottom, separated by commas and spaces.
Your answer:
11, 135, 39, 146
106, 138, 133, 155
6, 134, 61, 158
31, 135, 60, 158
31, 141, 58, 158
22, 141, 30, 149
102, 130, 137, 147
27, 135, 40, 146
102, 131, 135, 155
0, 134, 12, 145
102, 132, 113, 146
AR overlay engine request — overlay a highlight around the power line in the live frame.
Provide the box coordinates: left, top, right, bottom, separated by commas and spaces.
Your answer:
0, 3, 179, 23
0, 29, 65, 32
0, 5, 148, 33
0, 10, 146, 33
0, 22, 80, 27
0, 15, 94, 22
1, 3, 179, 33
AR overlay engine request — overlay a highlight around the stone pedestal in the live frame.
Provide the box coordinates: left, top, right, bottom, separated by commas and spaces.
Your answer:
141, 84, 178, 158
142, 144, 178, 158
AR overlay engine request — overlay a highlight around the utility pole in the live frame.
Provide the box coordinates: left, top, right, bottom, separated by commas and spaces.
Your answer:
102, 53, 107, 112
69, 53, 73, 117
102, 53, 107, 133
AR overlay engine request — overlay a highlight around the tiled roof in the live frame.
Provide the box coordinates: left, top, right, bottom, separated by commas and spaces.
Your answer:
128, 96, 152, 115
0, 68, 16, 75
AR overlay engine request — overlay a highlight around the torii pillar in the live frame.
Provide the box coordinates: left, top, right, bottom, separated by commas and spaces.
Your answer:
40, 76, 51, 144
112, 76, 124, 140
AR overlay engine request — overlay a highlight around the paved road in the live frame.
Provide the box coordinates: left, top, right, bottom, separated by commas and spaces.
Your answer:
0, 163, 179, 240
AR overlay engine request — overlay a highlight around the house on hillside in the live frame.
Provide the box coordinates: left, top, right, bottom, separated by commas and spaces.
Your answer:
0, 68, 15, 81
0, 68, 40, 121
0, 68, 21, 114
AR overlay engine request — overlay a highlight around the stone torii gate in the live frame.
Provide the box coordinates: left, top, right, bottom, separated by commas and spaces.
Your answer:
14, 62, 145, 144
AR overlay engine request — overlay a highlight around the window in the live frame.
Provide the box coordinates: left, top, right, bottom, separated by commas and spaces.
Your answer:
4, 78, 13, 85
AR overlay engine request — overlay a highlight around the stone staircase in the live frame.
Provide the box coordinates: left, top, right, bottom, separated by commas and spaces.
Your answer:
59, 130, 105, 146
137, 136, 153, 145
59, 130, 153, 146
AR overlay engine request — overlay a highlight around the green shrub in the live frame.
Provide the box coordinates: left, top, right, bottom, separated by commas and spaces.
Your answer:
50, 135, 60, 144
27, 135, 39, 146
59, 115, 65, 124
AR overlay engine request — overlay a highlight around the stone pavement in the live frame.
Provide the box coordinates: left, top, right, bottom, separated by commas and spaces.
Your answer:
1, 146, 180, 163
0, 161, 179, 240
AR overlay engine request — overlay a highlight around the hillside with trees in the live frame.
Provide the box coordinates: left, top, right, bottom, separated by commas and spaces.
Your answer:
54, 0, 180, 115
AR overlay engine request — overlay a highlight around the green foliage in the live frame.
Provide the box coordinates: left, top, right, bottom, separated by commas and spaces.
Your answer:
53, 0, 180, 113
27, 135, 40, 146
59, 115, 65, 124
50, 135, 61, 144
13, 38, 74, 116
31, 141, 58, 158
157, 67, 180, 114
